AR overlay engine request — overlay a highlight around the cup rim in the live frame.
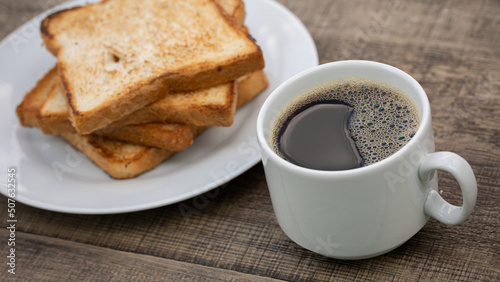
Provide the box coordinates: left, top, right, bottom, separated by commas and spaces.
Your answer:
256, 60, 431, 176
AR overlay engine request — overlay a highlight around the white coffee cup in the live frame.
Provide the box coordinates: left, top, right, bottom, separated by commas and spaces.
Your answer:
256, 60, 477, 259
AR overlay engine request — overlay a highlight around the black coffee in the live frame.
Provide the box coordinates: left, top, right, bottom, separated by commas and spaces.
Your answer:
271, 78, 420, 170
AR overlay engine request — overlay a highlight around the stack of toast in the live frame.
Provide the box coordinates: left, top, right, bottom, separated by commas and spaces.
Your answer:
16, 0, 268, 179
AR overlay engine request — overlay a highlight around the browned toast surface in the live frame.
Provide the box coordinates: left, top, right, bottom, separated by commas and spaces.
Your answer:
109, 81, 238, 128
36, 68, 238, 133
236, 70, 269, 108
16, 66, 58, 127
214, 0, 246, 25
17, 86, 174, 179
37, 69, 267, 136
95, 123, 195, 152
41, 0, 264, 134
60, 133, 174, 179
16, 69, 268, 178
35, 70, 267, 149
16, 0, 267, 179
37, 75, 75, 134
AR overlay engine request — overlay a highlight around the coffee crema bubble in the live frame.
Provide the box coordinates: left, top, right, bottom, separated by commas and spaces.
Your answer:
271, 77, 420, 169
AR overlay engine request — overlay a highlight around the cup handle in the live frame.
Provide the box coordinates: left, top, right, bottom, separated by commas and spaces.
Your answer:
418, 152, 477, 225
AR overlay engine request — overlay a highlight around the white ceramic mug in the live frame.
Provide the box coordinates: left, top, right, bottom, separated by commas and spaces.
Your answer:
256, 60, 477, 259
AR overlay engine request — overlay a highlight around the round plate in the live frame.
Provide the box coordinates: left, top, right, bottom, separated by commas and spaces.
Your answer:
0, 0, 318, 214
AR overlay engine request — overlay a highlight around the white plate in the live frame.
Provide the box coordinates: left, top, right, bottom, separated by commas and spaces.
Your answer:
0, 0, 318, 214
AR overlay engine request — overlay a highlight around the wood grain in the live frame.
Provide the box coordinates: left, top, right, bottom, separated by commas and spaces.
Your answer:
1, 0, 499, 281
0, 229, 280, 281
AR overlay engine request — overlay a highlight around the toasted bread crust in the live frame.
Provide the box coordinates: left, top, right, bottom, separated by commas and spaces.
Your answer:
110, 81, 237, 128
214, 0, 245, 26
60, 133, 174, 179
236, 70, 269, 108
22, 62, 267, 153
230, 0, 246, 25
105, 68, 268, 129
40, 7, 79, 56
17, 0, 267, 179
37, 76, 74, 134
16, 66, 59, 127
94, 123, 194, 151
60, 65, 171, 134
17, 69, 267, 178
42, 0, 265, 134
36, 68, 240, 133
35, 70, 267, 148
64, 47, 264, 134
76, 70, 267, 149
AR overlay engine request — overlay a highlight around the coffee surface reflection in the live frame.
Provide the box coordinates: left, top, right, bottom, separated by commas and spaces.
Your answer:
272, 78, 420, 170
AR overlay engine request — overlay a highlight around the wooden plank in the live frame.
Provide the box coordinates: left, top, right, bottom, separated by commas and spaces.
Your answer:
0, 229, 280, 281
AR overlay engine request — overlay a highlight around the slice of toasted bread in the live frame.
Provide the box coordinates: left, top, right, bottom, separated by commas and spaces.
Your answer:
16, 87, 174, 179
41, 0, 264, 134
33, 71, 195, 151
16, 69, 267, 179
37, 69, 266, 135
235, 69, 269, 108
109, 80, 238, 128
214, 0, 246, 26
95, 123, 195, 152
36, 70, 268, 149
36, 73, 235, 134
37, 75, 75, 134
16, 66, 59, 127
98, 70, 268, 148
38, 0, 247, 130
99, 71, 268, 151
60, 133, 174, 179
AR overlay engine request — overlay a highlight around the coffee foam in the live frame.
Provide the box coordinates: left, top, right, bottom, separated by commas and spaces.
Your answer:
272, 78, 421, 167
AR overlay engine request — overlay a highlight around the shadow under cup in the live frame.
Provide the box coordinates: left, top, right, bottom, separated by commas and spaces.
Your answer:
256, 60, 476, 259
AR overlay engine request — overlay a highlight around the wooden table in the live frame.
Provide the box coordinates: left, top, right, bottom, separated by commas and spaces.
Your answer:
1, 0, 499, 280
